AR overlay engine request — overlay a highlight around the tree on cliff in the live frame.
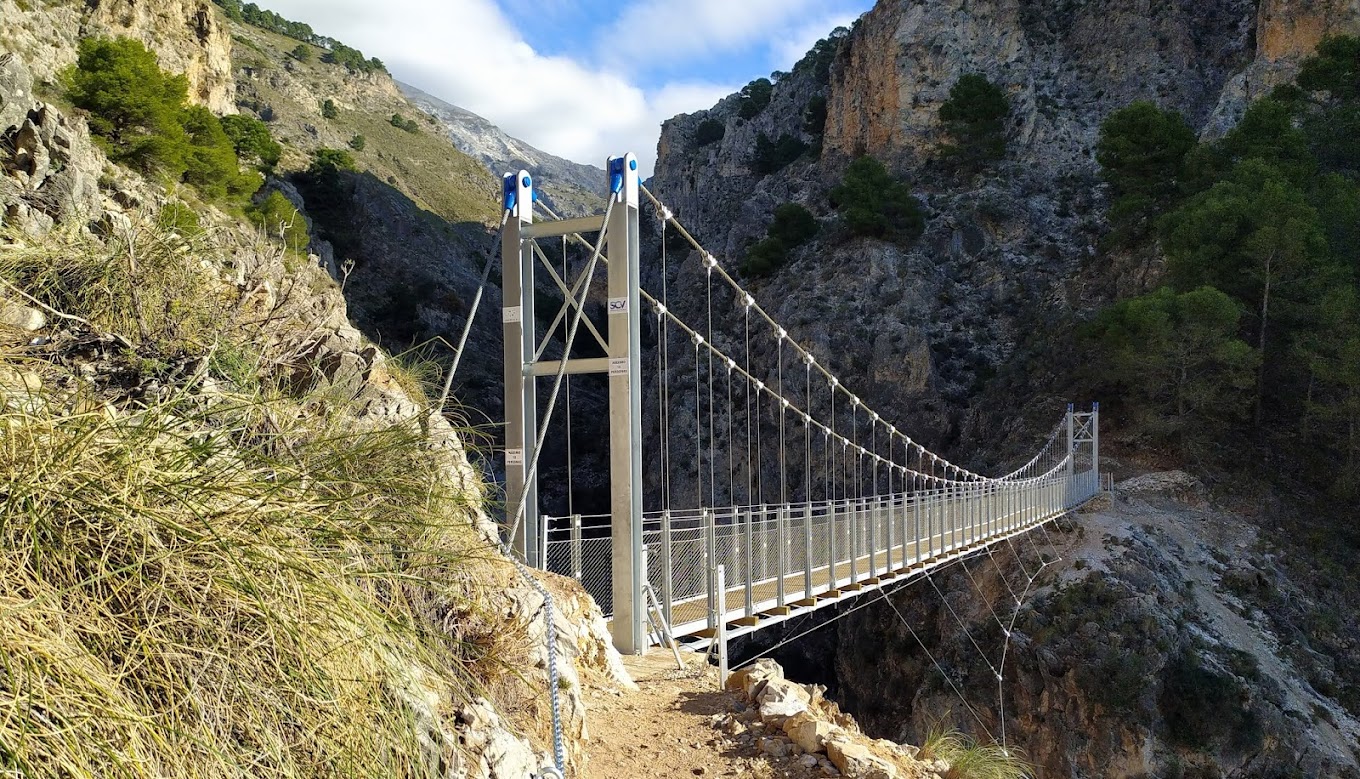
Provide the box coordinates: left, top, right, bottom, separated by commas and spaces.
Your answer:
63, 37, 259, 205
1085, 285, 1257, 454
1097, 101, 1197, 239
64, 37, 192, 174
938, 73, 1010, 172
829, 156, 925, 242
1160, 159, 1336, 424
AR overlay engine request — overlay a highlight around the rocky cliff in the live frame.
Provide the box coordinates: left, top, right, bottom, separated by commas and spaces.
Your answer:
646, 0, 1360, 464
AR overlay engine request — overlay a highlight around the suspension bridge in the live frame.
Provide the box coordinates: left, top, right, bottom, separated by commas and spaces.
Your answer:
493, 154, 1101, 657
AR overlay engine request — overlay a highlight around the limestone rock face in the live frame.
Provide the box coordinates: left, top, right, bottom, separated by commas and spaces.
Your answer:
647, 0, 1360, 475
825, 0, 1257, 167
0, 0, 235, 113
85, 0, 236, 113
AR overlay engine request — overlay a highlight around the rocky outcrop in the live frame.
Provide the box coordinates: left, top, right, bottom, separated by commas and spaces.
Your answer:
720, 659, 953, 779
825, 0, 1258, 167
0, 0, 235, 113
86, 0, 235, 112
1, 55, 104, 234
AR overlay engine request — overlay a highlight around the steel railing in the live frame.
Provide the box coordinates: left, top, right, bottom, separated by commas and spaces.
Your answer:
542, 467, 1099, 633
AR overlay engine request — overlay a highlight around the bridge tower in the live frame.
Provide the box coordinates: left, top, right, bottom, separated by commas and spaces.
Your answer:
501, 156, 646, 654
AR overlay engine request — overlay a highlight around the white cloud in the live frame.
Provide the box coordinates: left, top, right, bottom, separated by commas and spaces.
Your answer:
596, 0, 820, 70
256, 0, 736, 177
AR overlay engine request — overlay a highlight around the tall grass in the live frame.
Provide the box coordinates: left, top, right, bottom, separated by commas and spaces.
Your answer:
920, 728, 1034, 779
0, 213, 532, 777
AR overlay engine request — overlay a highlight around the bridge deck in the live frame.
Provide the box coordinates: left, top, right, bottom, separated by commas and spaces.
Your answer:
559, 470, 1098, 649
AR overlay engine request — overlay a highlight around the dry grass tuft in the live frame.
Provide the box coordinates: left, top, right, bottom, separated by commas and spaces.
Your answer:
0, 212, 535, 778
920, 728, 1034, 779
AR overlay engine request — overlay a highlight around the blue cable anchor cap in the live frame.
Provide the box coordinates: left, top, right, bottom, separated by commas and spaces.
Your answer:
502, 173, 518, 212
608, 156, 627, 194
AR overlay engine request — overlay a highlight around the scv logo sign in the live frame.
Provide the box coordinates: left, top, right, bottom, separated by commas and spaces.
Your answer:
607, 298, 628, 314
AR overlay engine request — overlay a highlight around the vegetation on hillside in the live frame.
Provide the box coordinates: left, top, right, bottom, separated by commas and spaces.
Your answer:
212, 0, 385, 73
737, 77, 773, 119
695, 117, 725, 146
390, 112, 421, 133
919, 728, 1033, 779
1087, 36, 1360, 498
752, 132, 808, 175
63, 37, 266, 203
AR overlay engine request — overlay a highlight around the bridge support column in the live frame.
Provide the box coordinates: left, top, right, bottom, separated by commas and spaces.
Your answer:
607, 155, 645, 654
502, 172, 540, 568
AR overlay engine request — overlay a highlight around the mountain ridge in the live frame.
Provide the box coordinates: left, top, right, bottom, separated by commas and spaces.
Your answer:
399, 79, 605, 217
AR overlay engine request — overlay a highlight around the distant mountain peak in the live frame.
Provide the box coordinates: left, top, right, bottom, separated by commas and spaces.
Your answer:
398, 81, 605, 216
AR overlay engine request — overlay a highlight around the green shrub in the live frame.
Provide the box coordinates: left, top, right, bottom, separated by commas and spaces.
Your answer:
348, 133, 366, 151
1161, 649, 1263, 751
752, 132, 808, 175
804, 95, 828, 140
939, 73, 1010, 170
321, 98, 339, 119
741, 237, 788, 278
219, 113, 281, 170
157, 200, 202, 237
182, 105, 261, 202
829, 156, 926, 241
289, 43, 311, 62
307, 148, 356, 184
390, 113, 419, 133
695, 118, 725, 146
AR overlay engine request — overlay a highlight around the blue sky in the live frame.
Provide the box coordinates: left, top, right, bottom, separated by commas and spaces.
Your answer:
252, 0, 874, 175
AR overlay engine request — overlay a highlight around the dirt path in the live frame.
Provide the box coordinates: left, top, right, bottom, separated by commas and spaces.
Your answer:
582, 653, 825, 779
